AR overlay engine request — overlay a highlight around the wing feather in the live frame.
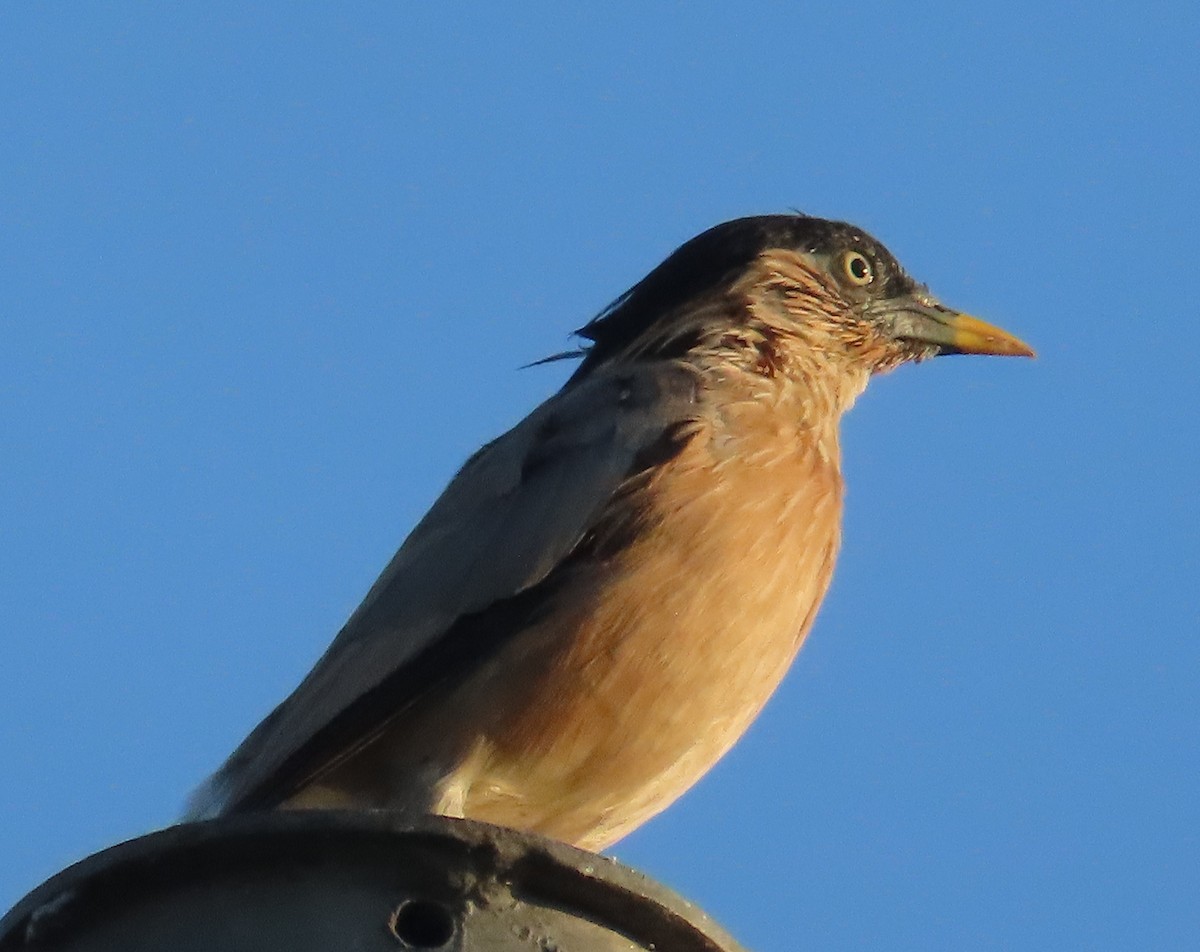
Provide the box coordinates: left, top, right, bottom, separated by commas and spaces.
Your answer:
187, 362, 701, 817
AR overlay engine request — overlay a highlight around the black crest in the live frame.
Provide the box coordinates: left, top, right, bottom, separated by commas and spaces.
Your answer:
569, 214, 899, 381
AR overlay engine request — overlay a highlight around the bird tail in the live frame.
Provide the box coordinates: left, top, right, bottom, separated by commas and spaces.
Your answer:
180, 770, 231, 822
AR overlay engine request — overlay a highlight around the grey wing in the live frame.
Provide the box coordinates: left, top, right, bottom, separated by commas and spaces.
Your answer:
185, 362, 702, 818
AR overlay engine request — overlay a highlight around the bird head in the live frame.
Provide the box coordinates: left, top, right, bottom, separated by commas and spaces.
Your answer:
570, 214, 1033, 384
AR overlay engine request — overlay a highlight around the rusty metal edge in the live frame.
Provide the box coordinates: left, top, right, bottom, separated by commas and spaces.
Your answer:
0, 812, 749, 952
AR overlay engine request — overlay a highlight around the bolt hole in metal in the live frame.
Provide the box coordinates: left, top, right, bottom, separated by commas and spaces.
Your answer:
389, 898, 457, 949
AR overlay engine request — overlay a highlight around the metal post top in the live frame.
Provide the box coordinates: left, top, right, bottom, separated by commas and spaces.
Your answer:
1, 811, 748, 952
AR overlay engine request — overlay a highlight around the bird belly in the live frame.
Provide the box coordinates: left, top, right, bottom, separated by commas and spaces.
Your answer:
438, 440, 843, 849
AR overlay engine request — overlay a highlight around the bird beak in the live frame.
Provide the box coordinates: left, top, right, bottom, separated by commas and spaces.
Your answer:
879, 298, 1035, 358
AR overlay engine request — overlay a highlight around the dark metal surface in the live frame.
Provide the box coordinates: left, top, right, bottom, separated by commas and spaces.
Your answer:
0, 812, 749, 951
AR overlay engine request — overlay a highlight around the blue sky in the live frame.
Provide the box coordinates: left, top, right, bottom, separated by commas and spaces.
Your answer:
2, 3, 1197, 948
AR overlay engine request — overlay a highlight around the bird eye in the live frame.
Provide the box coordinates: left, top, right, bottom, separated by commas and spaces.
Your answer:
841, 251, 874, 287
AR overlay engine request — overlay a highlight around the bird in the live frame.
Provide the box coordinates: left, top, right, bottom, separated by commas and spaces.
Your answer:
186, 213, 1033, 850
